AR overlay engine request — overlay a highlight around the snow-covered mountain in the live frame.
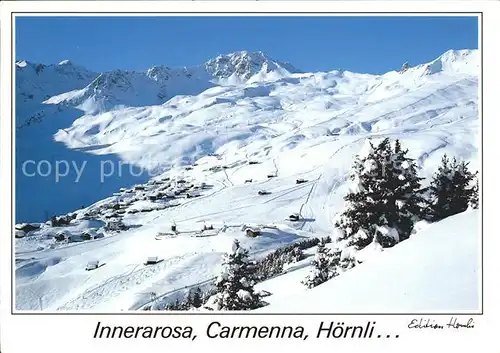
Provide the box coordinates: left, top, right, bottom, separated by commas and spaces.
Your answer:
15, 59, 98, 126
30, 51, 298, 116
14, 48, 480, 312
205, 50, 299, 83
44, 66, 215, 114
15, 48, 479, 221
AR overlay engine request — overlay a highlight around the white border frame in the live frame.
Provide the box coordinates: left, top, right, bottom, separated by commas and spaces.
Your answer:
1, 1, 498, 352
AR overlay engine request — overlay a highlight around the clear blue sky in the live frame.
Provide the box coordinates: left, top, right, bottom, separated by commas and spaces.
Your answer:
15, 16, 478, 74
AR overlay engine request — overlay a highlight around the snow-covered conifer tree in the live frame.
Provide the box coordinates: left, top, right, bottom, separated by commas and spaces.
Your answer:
389, 139, 425, 241
340, 254, 361, 271
427, 155, 477, 221
336, 138, 424, 249
205, 239, 261, 310
190, 287, 203, 308
291, 246, 305, 263
470, 179, 479, 209
302, 240, 338, 288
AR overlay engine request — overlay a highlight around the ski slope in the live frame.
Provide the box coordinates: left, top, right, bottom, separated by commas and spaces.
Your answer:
257, 210, 480, 313
14, 49, 480, 312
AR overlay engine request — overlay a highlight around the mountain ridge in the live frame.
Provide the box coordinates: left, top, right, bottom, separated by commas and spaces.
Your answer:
15, 48, 479, 222
16, 48, 478, 79
17, 48, 478, 120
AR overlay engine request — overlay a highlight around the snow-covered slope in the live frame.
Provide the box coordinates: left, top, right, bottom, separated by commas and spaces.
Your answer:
14, 49, 474, 223
16, 49, 479, 222
51, 49, 479, 173
14, 49, 480, 312
40, 51, 298, 114
14, 51, 305, 222
205, 50, 299, 84
44, 67, 215, 114
257, 210, 480, 313
417, 49, 479, 76
15, 60, 98, 126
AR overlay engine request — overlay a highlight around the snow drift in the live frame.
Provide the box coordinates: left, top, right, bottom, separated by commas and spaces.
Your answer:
257, 210, 480, 313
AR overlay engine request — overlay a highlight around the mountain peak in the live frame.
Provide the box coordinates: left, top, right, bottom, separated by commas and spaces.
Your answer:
58, 59, 73, 66
220, 50, 269, 60
146, 65, 172, 81
422, 49, 478, 76
16, 60, 28, 68
205, 50, 299, 80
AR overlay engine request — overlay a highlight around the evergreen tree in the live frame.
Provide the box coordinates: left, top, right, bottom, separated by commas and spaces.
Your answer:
390, 139, 426, 241
335, 140, 380, 248
329, 247, 342, 270
190, 287, 203, 308
427, 155, 477, 221
335, 138, 395, 248
271, 255, 285, 275
174, 298, 181, 310
281, 246, 303, 264
166, 298, 181, 311
321, 235, 332, 244
201, 288, 215, 307
335, 138, 424, 249
470, 178, 479, 209
291, 247, 305, 263
207, 239, 262, 310
340, 254, 361, 271
302, 240, 339, 288
180, 292, 192, 310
